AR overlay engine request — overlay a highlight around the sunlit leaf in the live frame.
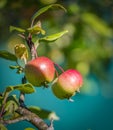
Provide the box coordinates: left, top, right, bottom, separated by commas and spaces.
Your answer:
16, 69, 23, 74
0, 50, 17, 61
31, 4, 66, 22
6, 83, 35, 94
9, 65, 24, 74
0, 124, 7, 130
29, 106, 59, 120
0, 94, 3, 107
40, 30, 68, 42
14, 83, 35, 94
14, 44, 28, 60
27, 24, 45, 35
10, 26, 25, 33
9, 65, 20, 69
4, 95, 19, 118
24, 128, 35, 130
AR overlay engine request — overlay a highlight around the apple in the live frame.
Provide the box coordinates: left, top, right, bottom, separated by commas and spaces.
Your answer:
52, 69, 83, 100
25, 56, 55, 87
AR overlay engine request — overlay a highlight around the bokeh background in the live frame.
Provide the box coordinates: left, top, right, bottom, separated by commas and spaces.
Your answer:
0, 0, 113, 130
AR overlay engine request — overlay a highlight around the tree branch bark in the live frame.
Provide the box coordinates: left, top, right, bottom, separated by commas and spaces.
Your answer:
1, 115, 28, 124
17, 106, 54, 130
1, 106, 54, 130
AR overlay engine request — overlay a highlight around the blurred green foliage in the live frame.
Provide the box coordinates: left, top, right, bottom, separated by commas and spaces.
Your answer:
0, 0, 113, 97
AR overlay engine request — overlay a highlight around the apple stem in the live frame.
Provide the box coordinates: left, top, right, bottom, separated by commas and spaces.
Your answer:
51, 78, 58, 86
55, 69, 59, 77
54, 63, 64, 73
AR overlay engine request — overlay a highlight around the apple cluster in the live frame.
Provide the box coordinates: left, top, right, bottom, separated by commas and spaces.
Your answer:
25, 56, 83, 100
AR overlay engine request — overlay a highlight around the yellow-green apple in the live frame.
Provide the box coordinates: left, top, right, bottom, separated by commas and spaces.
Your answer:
52, 69, 83, 100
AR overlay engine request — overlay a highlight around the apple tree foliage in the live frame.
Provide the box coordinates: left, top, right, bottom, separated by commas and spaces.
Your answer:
0, 4, 83, 130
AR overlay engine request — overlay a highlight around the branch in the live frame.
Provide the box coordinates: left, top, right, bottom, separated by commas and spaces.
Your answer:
16, 107, 54, 130
1, 107, 54, 130
26, 35, 37, 59
1, 115, 28, 124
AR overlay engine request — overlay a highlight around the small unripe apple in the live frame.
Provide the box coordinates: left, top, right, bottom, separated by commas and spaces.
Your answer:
52, 69, 83, 100
25, 56, 55, 87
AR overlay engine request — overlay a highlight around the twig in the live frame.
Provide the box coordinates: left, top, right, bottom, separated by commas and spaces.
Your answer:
19, 76, 26, 108
1, 115, 28, 125
26, 35, 38, 59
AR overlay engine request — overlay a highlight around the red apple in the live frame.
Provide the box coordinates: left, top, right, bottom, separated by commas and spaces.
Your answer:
25, 56, 55, 87
52, 69, 83, 100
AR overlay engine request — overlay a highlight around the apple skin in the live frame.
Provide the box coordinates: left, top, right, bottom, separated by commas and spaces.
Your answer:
52, 69, 83, 100
25, 56, 55, 87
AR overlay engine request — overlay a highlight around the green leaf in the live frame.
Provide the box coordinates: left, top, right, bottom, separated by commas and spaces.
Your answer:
0, 50, 17, 61
14, 44, 28, 60
0, 94, 3, 107
24, 128, 35, 130
4, 95, 19, 118
14, 83, 35, 94
9, 65, 20, 69
0, 124, 7, 130
10, 26, 25, 33
16, 69, 23, 74
27, 25, 45, 35
6, 83, 35, 94
40, 30, 68, 42
7, 95, 19, 105
32, 4, 66, 22
9, 65, 24, 74
29, 106, 59, 120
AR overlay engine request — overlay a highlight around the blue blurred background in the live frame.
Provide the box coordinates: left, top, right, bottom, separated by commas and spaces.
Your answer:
0, 0, 113, 130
